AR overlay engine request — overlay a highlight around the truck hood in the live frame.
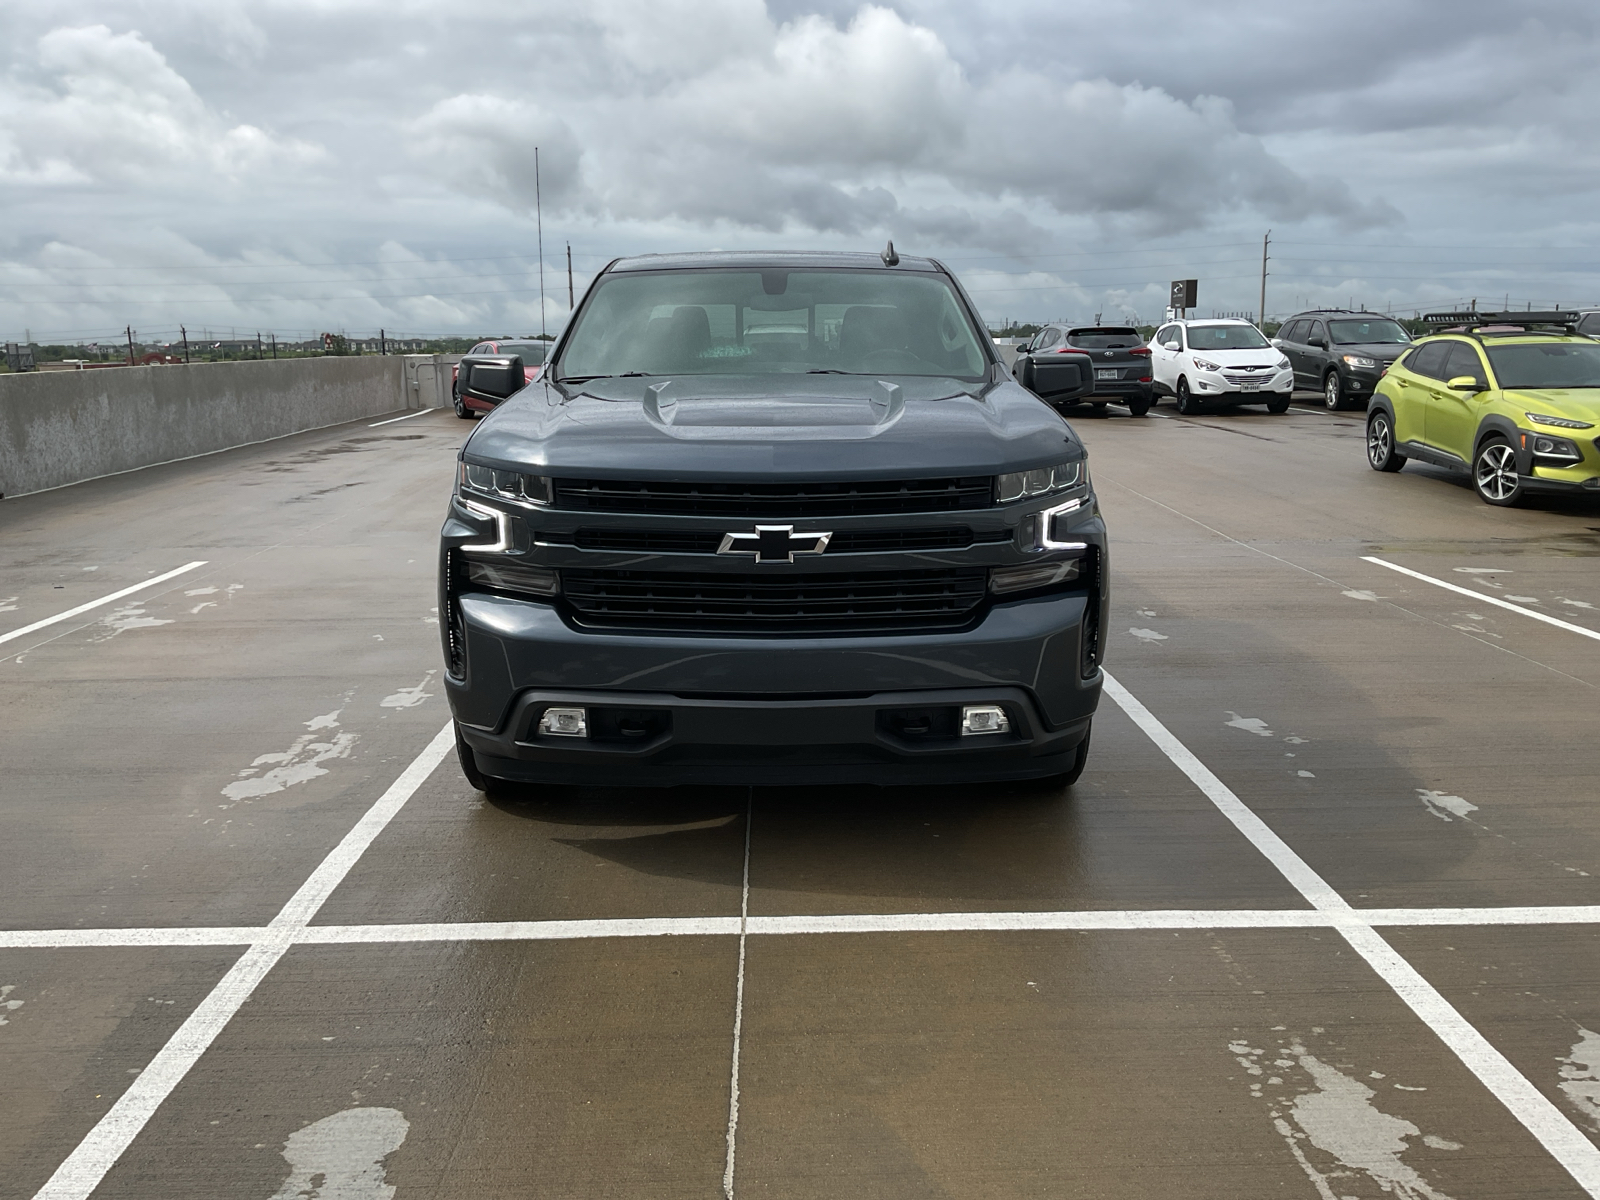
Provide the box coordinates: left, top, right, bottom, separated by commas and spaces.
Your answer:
463, 374, 1083, 479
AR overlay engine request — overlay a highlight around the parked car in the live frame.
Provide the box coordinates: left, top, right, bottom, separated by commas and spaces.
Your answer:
453, 339, 550, 418
1149, 319, 1293, 414
1273, 310, 1412, 410
1012, 325, 1151, 416
1577, 311, 1600, 339
1365, 311, 1600, 505
440, 249, 1107, 791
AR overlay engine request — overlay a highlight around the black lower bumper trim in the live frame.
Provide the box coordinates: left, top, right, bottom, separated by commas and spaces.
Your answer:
459, 685, 1095, 787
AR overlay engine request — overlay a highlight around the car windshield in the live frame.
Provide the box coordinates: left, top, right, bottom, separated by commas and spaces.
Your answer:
1067, 329, 1140, 348
1185, 324, 1270, 350
1486, 342, 1600, 389
556, 268, 989, 380
498, 341, 549, 363
1329, 319, 1410, 345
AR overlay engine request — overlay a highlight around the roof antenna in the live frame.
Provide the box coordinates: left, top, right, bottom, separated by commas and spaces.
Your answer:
881, 240, 899, 267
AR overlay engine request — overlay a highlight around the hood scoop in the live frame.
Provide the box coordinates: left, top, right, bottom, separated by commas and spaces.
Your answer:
641, 380, 906, 441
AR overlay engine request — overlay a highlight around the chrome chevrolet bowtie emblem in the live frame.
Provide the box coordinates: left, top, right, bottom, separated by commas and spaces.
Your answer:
717, 525, 832, 563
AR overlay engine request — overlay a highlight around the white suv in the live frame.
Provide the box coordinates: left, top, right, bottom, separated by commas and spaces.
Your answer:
1149, 318, 1294, 415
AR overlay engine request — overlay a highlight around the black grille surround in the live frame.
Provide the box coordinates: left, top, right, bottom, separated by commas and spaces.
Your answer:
561, 567, 990, 635
553, 476, 994, 518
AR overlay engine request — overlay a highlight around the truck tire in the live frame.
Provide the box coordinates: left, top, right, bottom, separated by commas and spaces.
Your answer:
1056, 723, 1092, 787
454, 721, 508, 794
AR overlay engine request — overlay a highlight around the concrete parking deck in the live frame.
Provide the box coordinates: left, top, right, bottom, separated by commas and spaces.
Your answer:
3, 398, 1599, 1199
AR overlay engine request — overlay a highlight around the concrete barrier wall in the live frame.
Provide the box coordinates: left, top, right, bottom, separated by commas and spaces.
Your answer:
0, 355, 438, 499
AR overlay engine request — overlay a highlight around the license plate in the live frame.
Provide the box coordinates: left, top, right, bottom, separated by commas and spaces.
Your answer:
1240, 380, 1260, 392
1096, 368, 1119, 380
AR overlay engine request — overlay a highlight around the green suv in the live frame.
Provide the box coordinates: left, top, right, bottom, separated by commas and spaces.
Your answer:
1366, 312, 1600, 506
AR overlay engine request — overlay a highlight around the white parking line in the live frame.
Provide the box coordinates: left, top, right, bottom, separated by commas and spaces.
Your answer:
0, 561, 207, 647
1363, 556, 1600, 643
7, 905, 1600, 950
31, 721, 456, 1200
1102, 668, 1600, 1198
368, 409, 433, 428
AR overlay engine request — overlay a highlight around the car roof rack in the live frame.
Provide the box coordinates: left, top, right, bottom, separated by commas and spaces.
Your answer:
1421, 311, 1582, 336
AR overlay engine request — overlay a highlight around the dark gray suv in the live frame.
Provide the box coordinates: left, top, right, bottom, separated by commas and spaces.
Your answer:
439, 250, 1108, 790
1274, 310, 1413, 410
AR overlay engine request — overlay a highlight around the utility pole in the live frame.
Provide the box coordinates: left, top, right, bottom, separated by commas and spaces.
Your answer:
256, 332, 263, 360
567, 242, 574, 309
181, 325, 190, 364
126, 325, 135, 365
380, 328, 386, 355
1258, 230, 1270, 329
271, 333, 277, 360
535, 146, 546, 340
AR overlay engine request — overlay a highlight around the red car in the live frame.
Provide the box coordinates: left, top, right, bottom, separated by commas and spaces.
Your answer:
452, 339, 550, 418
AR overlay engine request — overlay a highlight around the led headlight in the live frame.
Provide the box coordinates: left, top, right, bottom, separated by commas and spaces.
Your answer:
1276, 355, 1291, 369
463, 558, 559, 596
995, 460, 1085, 503
990, 558, 1081, 595
458, 462, 553, 506
1193, 357, 1223, 372
1342, 354, 1379, 370
1526, 412, 1594, 430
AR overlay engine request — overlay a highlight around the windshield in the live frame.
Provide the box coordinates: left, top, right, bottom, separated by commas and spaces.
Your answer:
1330, 319, 1410, 345
556, 268, 989, 380
1186, 324, 1269, 351
498, 341, 549, 363
1486, 342, 1600, 389
1067, 329, 1140, 348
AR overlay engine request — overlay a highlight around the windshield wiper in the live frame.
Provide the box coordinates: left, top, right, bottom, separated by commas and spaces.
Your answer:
806, 368, 866, 375
557, 372, 649, 384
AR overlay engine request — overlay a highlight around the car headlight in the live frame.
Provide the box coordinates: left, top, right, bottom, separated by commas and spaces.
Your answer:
463, 557, 559, 597
1193, 357, 1223, 372
1526, 412, 1594, 430
458, 461, 552, 506
995, 459, 1085, 503
1277, 355, 1291, 369
1342, 354, 1379, 370
1524, 432, 1582, 462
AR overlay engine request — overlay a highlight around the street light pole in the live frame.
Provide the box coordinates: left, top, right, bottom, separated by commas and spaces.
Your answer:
1258, 230, 1270, 329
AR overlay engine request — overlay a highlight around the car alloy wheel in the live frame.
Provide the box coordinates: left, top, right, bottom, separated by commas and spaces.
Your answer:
1473, 437, 1523, 506
1324, 372, 1343, 411
1366, 411, 1405, 472
453, 385, 471, 419
1176, 377, 1201, 415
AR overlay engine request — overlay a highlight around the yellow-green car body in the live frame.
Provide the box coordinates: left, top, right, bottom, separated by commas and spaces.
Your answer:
1365, 314, 1600, 505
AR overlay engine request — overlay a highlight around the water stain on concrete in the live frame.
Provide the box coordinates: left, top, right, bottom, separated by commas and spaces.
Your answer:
1225, 712, 1274, 737
1233, 1036, 1460, 1200
1559, 1027, 1600, 1130
1417, 789, 1477, 822
269, 1107, 409, 1200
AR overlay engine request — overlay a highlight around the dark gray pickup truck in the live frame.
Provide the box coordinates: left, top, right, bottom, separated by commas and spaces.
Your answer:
440, 250, 1107, 789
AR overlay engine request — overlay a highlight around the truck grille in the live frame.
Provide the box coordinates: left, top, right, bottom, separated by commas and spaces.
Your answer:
553, 476, 994, 518
554, 527, 1009, 555
561, 567, 989, 634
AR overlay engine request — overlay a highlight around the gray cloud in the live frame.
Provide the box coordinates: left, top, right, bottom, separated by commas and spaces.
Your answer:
1, 0, 1598, 338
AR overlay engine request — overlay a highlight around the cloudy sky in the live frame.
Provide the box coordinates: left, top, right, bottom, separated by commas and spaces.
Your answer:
2, 0, 1599, 344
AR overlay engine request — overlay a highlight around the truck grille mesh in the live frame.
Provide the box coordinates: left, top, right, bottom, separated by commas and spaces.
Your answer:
553, 477, 993, 518
561, 567, 989, 634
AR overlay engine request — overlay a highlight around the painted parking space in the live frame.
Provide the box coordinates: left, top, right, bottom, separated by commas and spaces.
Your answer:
5, 406, 1600, 1198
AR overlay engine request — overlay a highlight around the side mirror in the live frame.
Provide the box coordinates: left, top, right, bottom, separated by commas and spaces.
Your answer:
1447, 374, 1487, 392
463, 355, 527, 402
1312, 337, 1329, 349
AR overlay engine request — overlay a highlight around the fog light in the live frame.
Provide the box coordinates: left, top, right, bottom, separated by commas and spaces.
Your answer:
960, 704, 1010, 736
538, 706, 588, 737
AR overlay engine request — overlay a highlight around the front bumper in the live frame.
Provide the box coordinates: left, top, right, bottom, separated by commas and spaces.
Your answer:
1193, 368, 1293, 399
444, 588, 1103, 787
